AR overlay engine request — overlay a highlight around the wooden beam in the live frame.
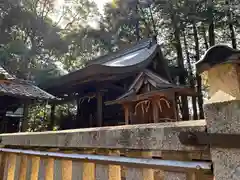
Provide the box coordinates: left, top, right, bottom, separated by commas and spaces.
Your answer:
104, 83, 125, 92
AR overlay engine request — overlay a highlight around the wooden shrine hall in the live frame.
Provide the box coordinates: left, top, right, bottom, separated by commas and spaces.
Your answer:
41, 38, 196, 129
0, 66, 56, 133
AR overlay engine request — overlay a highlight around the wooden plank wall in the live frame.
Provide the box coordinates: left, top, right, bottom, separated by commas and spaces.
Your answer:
0, 150, 213, 180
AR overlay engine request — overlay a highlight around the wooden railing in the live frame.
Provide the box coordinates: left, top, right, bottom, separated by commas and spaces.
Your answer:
0, 120, 213, 180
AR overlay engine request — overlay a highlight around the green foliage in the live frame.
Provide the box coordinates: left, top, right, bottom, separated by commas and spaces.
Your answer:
7, 40, 28, 55
2, 0, 240, 129
28, 104, 50, 132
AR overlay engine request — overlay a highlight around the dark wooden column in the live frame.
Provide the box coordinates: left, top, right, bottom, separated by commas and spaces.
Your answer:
21, 102, 29, 132
97, 91, 103, 127
173, 93, 179, 121
123, 104, 129, 125
152, 99, 159, 123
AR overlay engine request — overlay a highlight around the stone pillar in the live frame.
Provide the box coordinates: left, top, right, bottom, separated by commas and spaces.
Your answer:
197, 59, 240, 179
204, 101, 240, 180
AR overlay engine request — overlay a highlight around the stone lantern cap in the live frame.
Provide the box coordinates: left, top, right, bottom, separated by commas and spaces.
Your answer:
196, 45, 240, 103
196, 45, 240, 74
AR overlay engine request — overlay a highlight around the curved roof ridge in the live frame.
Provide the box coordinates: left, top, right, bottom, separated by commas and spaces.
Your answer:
87, 38, 156, 66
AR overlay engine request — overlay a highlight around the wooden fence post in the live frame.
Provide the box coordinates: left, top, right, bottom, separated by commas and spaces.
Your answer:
82, 151, 95, 180
126, 151, 154, 180
108, 150, 121, 180
30, 156, 40, 180
19, 155, 28, 180
6, 153, 16, 180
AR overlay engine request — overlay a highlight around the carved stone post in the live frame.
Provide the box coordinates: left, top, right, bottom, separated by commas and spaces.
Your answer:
196, 45, 240, 180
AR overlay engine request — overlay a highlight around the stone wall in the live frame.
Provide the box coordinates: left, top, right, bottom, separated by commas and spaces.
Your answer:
0, 120, 212, 180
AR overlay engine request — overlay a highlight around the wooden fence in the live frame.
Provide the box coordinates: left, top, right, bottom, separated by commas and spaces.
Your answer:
0, 120, 213, 180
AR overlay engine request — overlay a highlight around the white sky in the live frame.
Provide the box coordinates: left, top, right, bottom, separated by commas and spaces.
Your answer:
56, 0, 110, 13
53, 0, 111, 28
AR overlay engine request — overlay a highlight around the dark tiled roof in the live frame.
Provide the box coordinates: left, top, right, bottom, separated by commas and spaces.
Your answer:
41, 38, 162, 90
0, 66, 56, 100
86, 38, 154, 65
196, 45, 240, 73
0, 79, 56, 100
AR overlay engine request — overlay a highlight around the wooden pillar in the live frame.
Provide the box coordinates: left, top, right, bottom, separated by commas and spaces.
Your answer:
172, 93, 179, 121
123, 104, 129, 125
97, 91, 103, 127
152, 100, 159, 123
21, 103, 29, 132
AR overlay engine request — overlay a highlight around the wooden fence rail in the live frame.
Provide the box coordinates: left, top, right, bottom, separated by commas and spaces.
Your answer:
0, 148, 211, 180
0, 120, 213, 180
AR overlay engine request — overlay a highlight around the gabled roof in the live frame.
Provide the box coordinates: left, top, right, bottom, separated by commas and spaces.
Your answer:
196, 45, 240, 73
41, 38, 170, 93
0, 66, 56, 100
106, 69, 192, 105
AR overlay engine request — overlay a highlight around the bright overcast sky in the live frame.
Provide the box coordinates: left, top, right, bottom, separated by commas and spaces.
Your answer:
56, 0, 111, 13
53, 0, 111, 29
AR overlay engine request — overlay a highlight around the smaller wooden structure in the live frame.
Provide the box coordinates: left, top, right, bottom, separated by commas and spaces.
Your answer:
106, 69, 194, 124
0, 66, 56, 133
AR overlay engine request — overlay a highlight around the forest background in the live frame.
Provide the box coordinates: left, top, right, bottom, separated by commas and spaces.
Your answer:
1, 0, 238, 131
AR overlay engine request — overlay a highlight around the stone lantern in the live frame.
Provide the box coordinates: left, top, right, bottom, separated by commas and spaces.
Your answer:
196, 45, 240, 103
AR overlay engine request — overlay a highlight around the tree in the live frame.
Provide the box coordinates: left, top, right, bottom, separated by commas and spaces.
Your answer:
0, 0, 68, 80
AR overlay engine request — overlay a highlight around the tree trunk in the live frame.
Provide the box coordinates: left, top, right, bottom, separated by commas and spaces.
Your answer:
207, 0, 215, 46
48, 104, 55, 130
149, 5, 157, 37
183, 30, 198, 120
193, 23, 204, 119
227, 1, 237, 49
135, 5, 140, 41
171, 14, 189, 120
229, 23, 237, 49
208, 22, 215, 46
201, 24, 209, 50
